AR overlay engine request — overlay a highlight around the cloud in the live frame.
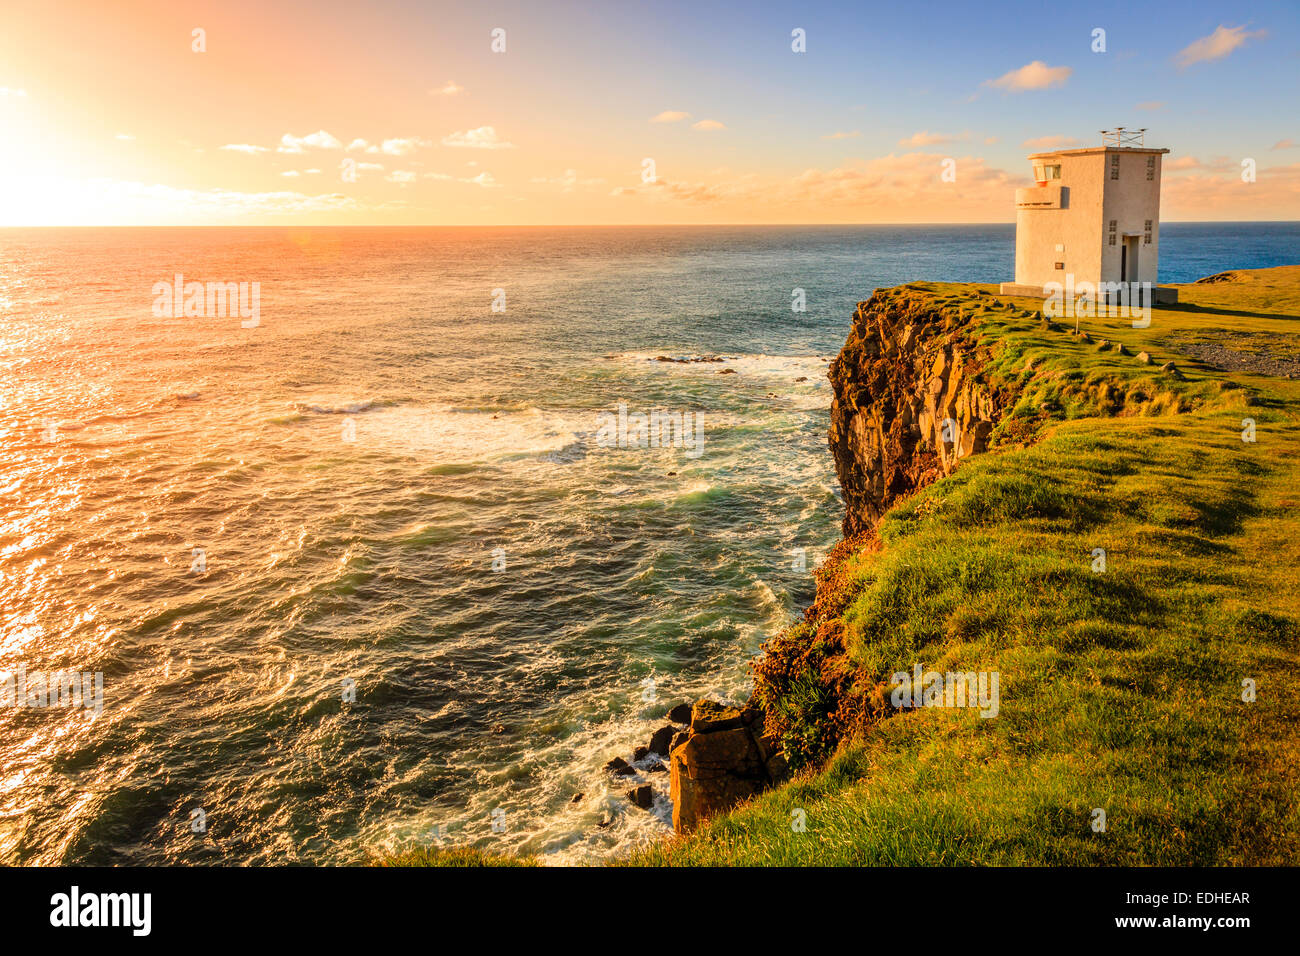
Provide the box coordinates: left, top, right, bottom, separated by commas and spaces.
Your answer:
1163, 155, 1243, 175
898, 131, 955, 147
414, 170, 499, 187
985, 60, 1072, 92
221, 144, 270, 154
984, 136, 999, 145
386, 170, 417, 184
378, 138, 429, 156
62, 180, 364, 220
822, 130, 861, 141
610, 152, 1023, 217
281, 170, 301, 177
1136, 101, 1165, 111
277, 130, 343, 153
114, 133, 135, 141
431, 81, 463, 96
692, 119, 726, 131
1176, 25, 1265, 68
530, 169, 605, 192
1162, 161, 1300, 219
650, 110, 690, 123
441, 126, 515, 149
1022, 135, 1081, 150
783, 153, 1021, 208
1272, 139, 1296, 150
611, 174, 763, 204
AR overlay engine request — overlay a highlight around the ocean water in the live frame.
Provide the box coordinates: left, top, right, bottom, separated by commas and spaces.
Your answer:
0, 223, 1295, 866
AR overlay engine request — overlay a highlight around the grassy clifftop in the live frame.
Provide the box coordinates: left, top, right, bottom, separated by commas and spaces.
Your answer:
627, 265, 1300, 866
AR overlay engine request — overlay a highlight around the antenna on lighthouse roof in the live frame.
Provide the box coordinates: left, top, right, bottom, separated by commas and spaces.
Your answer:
1101, 128, 1147, 148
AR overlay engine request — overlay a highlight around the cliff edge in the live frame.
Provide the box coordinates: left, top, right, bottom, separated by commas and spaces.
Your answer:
633, 269, 1300, 864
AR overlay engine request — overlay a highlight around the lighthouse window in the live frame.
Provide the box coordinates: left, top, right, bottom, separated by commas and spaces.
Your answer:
1110, 154, 1120, 180
1146, 156, 1155, 181
1108, 219, 1117, 246
1144, 220, 1153, 244
1044, 164, 1061, 180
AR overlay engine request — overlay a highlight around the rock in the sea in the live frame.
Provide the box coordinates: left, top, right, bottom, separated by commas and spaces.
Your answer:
669, 699, 789, 834
632, 746, 649, 762
656, 354, 724, 364
648, 724, 676, 755
667, 703, 692, 724
605, 756, 635, 776
626, 785, 654, 810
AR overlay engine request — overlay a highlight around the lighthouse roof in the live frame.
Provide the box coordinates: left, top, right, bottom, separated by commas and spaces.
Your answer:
1027, 146, 1171, 160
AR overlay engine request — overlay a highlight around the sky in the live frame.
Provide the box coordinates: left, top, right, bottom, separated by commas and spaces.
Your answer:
0, 0, 1296, 225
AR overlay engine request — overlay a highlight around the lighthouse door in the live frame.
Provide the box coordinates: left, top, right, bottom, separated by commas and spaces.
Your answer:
1122, 236, 1140, 282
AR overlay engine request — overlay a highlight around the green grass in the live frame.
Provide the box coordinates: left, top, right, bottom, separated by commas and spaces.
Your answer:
625, 266, 1300, 866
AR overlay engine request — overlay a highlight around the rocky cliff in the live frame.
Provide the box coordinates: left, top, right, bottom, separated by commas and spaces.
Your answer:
829, 286, 1009, 536
669, 286, 1014, 831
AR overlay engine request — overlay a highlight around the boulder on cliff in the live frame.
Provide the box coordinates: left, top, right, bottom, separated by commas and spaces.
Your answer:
669, 699, 788, 833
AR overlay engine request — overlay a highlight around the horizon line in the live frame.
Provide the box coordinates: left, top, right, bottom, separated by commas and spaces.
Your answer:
3, 219, 1299, 229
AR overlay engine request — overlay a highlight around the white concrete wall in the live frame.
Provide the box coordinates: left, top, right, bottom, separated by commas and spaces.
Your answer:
1101, 151, 1162, 285
1013, 148, 1164, 291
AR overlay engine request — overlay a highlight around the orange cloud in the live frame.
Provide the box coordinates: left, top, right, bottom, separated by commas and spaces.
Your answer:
898, 131, 955, 147
1175, 25, 1266, 68
1162, 162, 1300, 218
440, 126, 515, 149
985, 61, 1072, 92
1021, 135, 1081, 150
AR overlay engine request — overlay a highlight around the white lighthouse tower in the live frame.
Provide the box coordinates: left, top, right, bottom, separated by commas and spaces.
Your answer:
1001, 129, 1176, 303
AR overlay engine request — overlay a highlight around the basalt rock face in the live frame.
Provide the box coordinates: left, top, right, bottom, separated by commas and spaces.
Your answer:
668, 288, 1008, 833
669, 700, 788, 834
750, 287, 1015, 770
829, 288, 1006, 537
